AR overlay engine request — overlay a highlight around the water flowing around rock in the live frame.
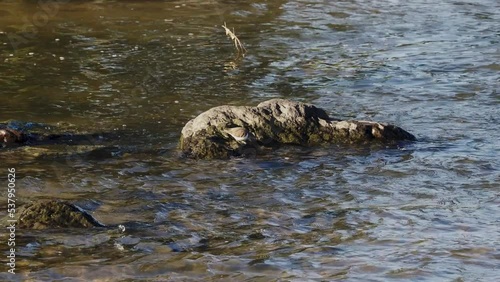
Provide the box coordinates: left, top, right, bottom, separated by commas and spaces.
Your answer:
180, 99, 416, 159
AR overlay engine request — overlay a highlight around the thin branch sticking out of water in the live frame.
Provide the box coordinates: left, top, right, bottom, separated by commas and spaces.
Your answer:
222, 22, 247, 56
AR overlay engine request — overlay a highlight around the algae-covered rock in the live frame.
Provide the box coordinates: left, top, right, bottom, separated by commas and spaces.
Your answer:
17, 200, 105, 230
180, 99, 416, 159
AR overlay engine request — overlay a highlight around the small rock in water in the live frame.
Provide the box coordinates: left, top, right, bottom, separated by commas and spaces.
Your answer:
248, 231, 266, 240
17, 200, 104, 229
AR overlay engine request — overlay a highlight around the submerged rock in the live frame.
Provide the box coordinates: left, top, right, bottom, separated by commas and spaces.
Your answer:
180, 99, 416, 159
0, 120, 121, 148
17, 200, 105, 230
0, 121, 130, 160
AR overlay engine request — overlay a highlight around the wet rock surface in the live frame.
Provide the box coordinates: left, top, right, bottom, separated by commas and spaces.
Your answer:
180, 99, 416, 159
16, 200, 105, 230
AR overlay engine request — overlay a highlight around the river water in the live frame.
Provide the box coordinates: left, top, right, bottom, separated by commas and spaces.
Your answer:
1, 0, 499, 281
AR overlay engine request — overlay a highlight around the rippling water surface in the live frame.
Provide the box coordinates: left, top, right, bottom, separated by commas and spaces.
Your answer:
1, 0, 499, 281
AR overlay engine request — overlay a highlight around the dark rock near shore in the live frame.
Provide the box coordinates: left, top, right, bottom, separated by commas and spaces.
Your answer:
17, 200, 105, 230
180, 99, 416, 159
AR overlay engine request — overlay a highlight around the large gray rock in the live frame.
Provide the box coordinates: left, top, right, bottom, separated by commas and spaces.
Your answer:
180, 99, 416, 159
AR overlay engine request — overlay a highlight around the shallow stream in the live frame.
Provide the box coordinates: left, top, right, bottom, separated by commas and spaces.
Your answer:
1, 0, 499, 280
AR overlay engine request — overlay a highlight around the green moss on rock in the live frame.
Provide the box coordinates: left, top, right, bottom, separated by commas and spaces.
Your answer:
18, 200, 104, 230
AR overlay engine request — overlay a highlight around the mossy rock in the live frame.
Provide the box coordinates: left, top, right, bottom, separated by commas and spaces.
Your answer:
17, 200, 104, 230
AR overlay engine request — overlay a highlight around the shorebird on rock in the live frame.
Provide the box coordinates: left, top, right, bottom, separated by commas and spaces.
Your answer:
224, 127, 252, 143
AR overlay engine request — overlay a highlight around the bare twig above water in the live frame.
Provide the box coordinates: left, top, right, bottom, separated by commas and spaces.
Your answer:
222, 22, 247, 56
